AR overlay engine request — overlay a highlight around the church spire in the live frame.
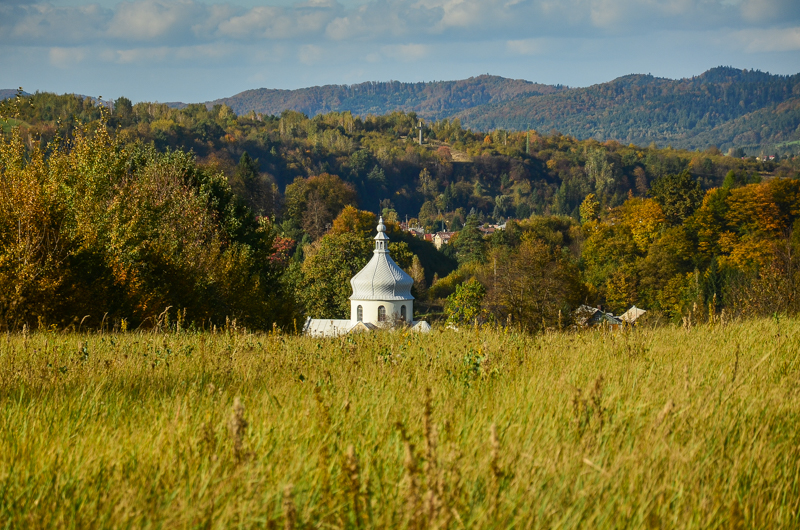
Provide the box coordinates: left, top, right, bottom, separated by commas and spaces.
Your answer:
374, 216, 389, 253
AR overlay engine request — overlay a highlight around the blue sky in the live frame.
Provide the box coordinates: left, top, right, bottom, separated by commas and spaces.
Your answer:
2, 0, 800, 103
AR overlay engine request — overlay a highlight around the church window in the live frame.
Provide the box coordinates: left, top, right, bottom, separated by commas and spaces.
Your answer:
378, 306, 386, 322
400, 305, 407, 321
357, 305, 363, 321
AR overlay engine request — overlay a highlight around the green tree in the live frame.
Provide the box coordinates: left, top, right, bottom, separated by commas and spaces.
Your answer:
579, 193, 600, 224
445, 278, 486, 325
284, 174, 358, 239
235, 152, 259, 183
484, 237, 583, 332
409, 255, 427, 300
113, 97, 133, 123
650, 170, 703, 225
454, 214, 485, 265
388, 241, 413, 269
297, 232, 372, 318
232, 152, 274, 217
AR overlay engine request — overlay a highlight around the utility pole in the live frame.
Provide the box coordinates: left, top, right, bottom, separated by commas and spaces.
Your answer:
417, 119, 423, 145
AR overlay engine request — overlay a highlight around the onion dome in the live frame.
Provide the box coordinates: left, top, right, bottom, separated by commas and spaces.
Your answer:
350, 217, 414, 301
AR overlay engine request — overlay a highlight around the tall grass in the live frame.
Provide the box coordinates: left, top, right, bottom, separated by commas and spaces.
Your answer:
1, 317, 799, 528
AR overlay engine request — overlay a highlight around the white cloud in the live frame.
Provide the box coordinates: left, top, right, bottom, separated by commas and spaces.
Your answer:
507, 38, 548, 55
5, 0, 798, 50
49, 46, 86, 68
217, 4, 337, 40
736, 26, 800, 52
740, 0, 800, 24
5, 4, 109, 44
2, 0, 800, 104
381, 43, 428, 62
298, 43, 324, 64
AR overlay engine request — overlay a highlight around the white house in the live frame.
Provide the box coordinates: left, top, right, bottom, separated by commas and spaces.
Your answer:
303, 217, 431, 337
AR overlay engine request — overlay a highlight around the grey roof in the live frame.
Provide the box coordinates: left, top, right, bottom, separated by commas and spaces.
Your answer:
350, 217, 414, 301
303, 318, 354, 337
303, 317, 427, 337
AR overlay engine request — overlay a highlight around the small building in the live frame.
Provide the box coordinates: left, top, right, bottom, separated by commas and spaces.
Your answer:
620, 305, 647, 324
574, 304, 644, 330
304, 217, 430, 337
433, 231, 454, 250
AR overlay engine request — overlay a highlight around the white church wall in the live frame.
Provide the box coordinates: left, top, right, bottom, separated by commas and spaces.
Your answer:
350, 299, 413, 325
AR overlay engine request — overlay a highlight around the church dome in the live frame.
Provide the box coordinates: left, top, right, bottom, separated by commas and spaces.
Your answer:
350, 217, 414, 301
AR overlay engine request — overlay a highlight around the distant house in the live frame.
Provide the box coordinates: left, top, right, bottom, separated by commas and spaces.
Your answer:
619, 306, 647, 324
574, 304, 645, 329
433, 231, 455, 250
408, 226, 425, 239
423, 233, 433, 243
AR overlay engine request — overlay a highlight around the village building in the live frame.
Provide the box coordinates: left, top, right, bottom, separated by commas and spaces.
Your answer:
433, 231, 454, 250
574, 304, 646, 329
303, 217, 431, 337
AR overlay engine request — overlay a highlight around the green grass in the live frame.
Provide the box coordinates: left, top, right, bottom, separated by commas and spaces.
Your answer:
0, 118, 25, 134
1, 317, 799, 528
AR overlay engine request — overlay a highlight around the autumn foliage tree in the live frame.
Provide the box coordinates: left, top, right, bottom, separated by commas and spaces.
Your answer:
0, 117, 287, 330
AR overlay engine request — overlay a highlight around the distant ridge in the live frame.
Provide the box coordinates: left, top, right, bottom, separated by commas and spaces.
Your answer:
197, 67, 800, 151
0, 89, 30, 101
8, 66, 800, 152
207, 75, 563, 119
452, 67, 800, 150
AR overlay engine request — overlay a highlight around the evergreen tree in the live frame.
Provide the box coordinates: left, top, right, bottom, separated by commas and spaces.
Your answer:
650, 170, 703, 225
454, 214, 485, 265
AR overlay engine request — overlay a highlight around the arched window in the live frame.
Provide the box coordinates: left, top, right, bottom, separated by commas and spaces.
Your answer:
378, 306, 386, 322
357, 305, 363, 321
400, 305, 407, 321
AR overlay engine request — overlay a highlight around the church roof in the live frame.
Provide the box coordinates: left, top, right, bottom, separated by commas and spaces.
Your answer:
350, 217, 414, 301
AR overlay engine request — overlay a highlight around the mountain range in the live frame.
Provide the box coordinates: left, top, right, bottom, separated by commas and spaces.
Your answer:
5, 67, 800, 153
203, 67, 800, 153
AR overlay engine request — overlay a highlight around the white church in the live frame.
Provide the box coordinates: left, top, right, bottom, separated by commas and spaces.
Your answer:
303, 217, 431, 337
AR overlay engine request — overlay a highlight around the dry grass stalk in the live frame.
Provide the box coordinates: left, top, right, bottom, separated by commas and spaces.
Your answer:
652, 399, 675, 436
396, 421, 421, 529
228, 397, 248, 462
283, 484, 296, 530
421, 387, 445, 528
488, 423, 503, 519
343, 444, 365, 528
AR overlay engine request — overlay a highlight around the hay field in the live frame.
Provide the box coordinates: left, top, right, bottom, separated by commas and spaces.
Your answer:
1, 318, 799, 528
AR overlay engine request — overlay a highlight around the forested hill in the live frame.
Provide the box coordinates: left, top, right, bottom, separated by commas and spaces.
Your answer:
205, 75, 563, 118
0, 89, 29, 101
454, 67, 800, 152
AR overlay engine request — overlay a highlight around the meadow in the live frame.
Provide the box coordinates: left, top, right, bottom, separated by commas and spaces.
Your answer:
0, 317, 799, 529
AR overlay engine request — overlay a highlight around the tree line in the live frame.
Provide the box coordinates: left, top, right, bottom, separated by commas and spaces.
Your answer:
1, 91, 799, 330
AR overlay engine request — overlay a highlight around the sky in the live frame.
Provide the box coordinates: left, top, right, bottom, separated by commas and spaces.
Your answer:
2, 0, 800, 103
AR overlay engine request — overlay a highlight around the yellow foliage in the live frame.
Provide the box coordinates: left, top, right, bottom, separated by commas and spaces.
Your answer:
620, 197, 666, 252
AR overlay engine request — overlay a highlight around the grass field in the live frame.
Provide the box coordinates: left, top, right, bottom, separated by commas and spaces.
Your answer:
1, 317, 799, 528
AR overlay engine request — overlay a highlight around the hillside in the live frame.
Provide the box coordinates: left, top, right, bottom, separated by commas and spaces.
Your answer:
11, 67, 800, 153
207, 75, 563, 118
0, 89, 29, 101
454, 67, 800, 152
201, 67, 800, 153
